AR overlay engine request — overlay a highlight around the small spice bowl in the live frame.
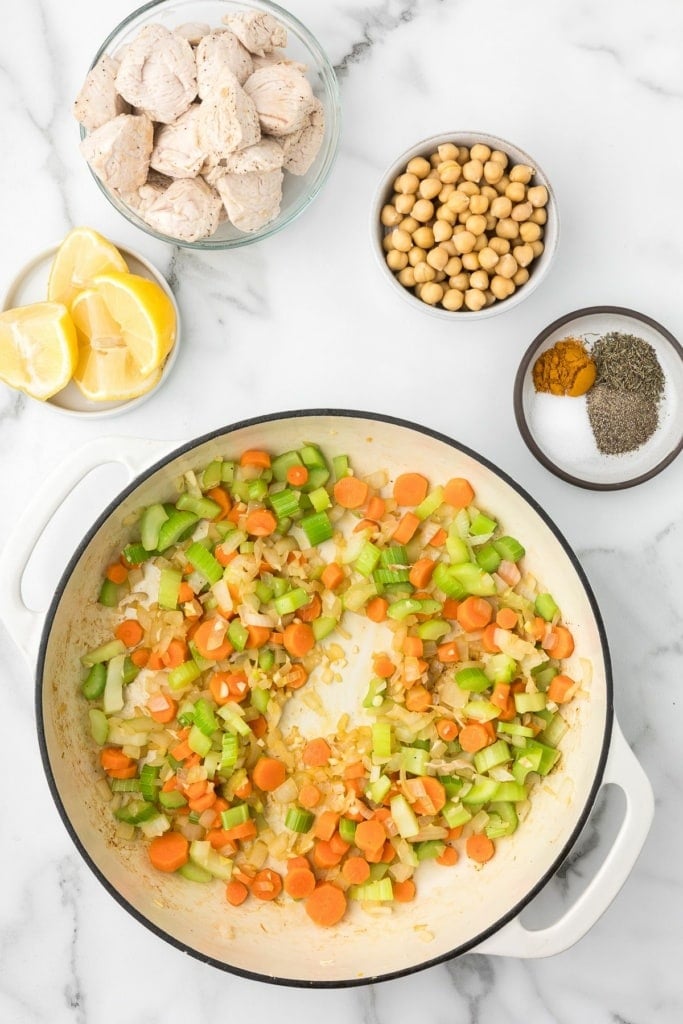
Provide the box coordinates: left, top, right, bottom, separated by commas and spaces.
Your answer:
514, 306, 683, 489
370, 131, 559, 320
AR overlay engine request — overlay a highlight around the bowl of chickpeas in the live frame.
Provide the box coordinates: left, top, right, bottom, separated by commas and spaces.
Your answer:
372, 132, 558, 318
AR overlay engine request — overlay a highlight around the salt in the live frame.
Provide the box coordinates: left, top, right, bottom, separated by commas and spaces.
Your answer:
527, 393, 598, 465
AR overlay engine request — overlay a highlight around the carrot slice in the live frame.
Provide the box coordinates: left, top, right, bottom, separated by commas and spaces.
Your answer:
333, 476, 369, 509
283, 622, 314, 658
393, 473, 429, 506
321, 562, 344, 591
106, 562, 128, 585
341, 856, 371, 885
392, 512, 420, 544
302, 738, 332, 767
225, 880, 249, 906
393, 879, 416, 902
114, 619, 143, 648
409, 557, 435, 589
466, 834, 495, 863
457, 596, 493, 633
240, 450, 271, 469
245, 508, 277, 536
252, 757, 286, 792
149, 832, 189, 873
366, 596, 388, 622
305, 883, 347, 927
251, 868, 282, 901
547, 673, 576, 703
459, 723, 491, 753
443, 478, 475, 508
284, 867, 316, 900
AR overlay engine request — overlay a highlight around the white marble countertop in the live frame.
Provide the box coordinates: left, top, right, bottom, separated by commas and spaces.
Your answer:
1, 0, 681, 1021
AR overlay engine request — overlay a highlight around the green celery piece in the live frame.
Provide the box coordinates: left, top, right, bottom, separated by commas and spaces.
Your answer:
362, 677, 387, 709
312, 616, 337, 641
438, 775, 463, 799
355, 542, 382, 577
123, 542, 148, 566
514, 691, 547, 714
221, 804, 250, 829
299, 444, 327, 470
455, 667, 490, 692
201, 460, 224, 489
512, 745, 544, 784
139, 764, 161, 802
462, 700, 500, 722
188, 641, 213, 673
98, 578, 120, 607
339, 817, 357, 844
285, 807, 315, 833
432, 563, 467, 599
220, 462, 236, 484
372, 567, 411, 590
441, 801, 472, 828
446, 533, 469, 563
414, 486, 444, 521
476, 543, 502, 573
469, 512, 497, 536
349, 878, 393, 902
372, 721, 392, 759
390, 794, 420, 838
521, 739, 560, 775
531, 662, 558, 691
473, 739, 512, 773
365, 775, 391, 804
141, 504, 169, 551
271, 450, 304, 481
158, 568, 182, 610
301, 510, 333, 545
400, 746, 428, 776
449, 562, 497, 596
269, 488, 300, 520
416, 598, 442, 616
300, 466, 330, 493
227, 619, 248, 652
159, 789, 188, 809
194, 698, 218, 737
271, 576, 289, 599
81, 639, 126, 667
168, 660, 202, 691
110, 778, 140, 793
178, 862, 212, 883
88, 709, 108, 745
82, 663, 107, 700
416, 840, 446, 861
541, 714, 569, 748
342, 580, 377, 612
308, 486, 331, 512
497, 721, 535, 738
220, 732, 239, 772
416, 619, 450, 641
484, 653, 517, 684
217, 704, 252, 737
387, 598, 422, 620
273, 587, 309, 616
493, 536, 525, 562
189, 840, 233, 880
486, 801, 518, 836
248, 479, 268, 502
535, 593, 560, 621
114, 800, 157, 825
332, 454, 349, 480
231, 480, 250, 503
257, 649, 274, 672
185, 542, 223, 585
157, 511, 200, 552
188, 724, 212, 757
103, 654, 126, 714
462, 778, 499, 805
121, 657, 139, 685
251, 687, 270, 713
493, 781, 527, 802
176, 493, 221, 520
239, 541, 255, 555
254, 580, 274, 605
380, 545, 409, 568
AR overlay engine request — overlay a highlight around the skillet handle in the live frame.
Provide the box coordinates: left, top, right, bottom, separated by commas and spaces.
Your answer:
0, 435, 175, 665
476, 719, 653, 958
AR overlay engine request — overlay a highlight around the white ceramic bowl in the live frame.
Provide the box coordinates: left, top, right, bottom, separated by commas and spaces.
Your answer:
79, 0, 341, 250
371, 131, 559, 321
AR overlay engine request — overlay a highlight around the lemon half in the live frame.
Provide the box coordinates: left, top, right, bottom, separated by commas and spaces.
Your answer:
47, 227, 129, 309
0, 302, 78, 400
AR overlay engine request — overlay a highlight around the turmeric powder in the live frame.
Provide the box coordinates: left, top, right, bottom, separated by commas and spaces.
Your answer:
532, 337, 597, 397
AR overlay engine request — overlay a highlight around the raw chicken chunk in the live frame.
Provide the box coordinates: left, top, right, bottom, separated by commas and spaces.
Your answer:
215, 168, 283, 231
80, 113, 153, 193
224, 138, 284, 173
198, 70, 260, 159
251, 50, 307, 74
115, 24, 197, 124
221, 11, 287, 56
141, 177, 222, 242
73, 54, 129, 131
279, 98, 325, 175
150, 104, 205, 178
196, 30, 253, 95
119, 171, 172, 214
243, 65, 315, 136
174, 22, 211, 45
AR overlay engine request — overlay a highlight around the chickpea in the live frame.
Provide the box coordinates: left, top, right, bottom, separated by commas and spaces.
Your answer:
453, 230, 476, 254
527, 184, 549, 208
511, 201, 533, 222
512, 243, 534, 268
469, 194, 489, 215
457, 146, 470, 163
438, 143, 459, 162
452, 224, 465, 235
495, 175, 510, 195
474, 233, 488, 252
490, 195, 512, 219
386, 250, 408, 271
380, 204, 402, 227
438, 161, 462, 184
408, 246, 427, 266
470, 143, 492, 162
483, 160, 504, 185
490, 149, 509, 168
505, 181, 527, 203
478, 246, 499, 270
441, 239, 458, 256
399, 216, 419, 234
412, 198, 435, 223
436, 205, 457, 224
465, 213, 487, 236
490, 275, 515, 300
484, 290, 496, 307
513, 267, 530, 287
462, 159, 484, 183
413, 226, 435, 249
433, 220, 453, 243
413, 261, 436, 283
419, 177, 442, 200
407, 156, 431, 179
481, 185, 498, 201
496, 253, 518, 279
397, 266, 416, 288
426, 246, 450, 271
395, 172, 420, 194
469, 269, 490, 291
447, 191, 470, 214
458, 211, 470, 225
435, 270, 447, 282
520, 221, 542, 242
509, 163, 534, 184
464, 288, 487, 311
462, 251, 480, 271
489, 236, 511, 255
442, 288, 464, 311
429, 151, 441, 168
414, 283, 423, 299
449, 272, 470, 291
530, 208, 547, 225
496, 218, 519, 240
395, 193, 416, 215
444, 256, 463, 276
531, 240, 545, 258
438, 183, 456, 203
421, 282, 444, 305
391, 228, 413, 253
383, 233, 394, 253
459, 180, 480, 197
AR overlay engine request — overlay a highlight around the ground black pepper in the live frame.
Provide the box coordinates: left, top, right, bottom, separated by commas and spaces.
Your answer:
587, 332, 665, 454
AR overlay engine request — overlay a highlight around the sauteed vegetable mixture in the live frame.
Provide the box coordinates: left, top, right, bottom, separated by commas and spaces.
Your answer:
80, 444, 581, 927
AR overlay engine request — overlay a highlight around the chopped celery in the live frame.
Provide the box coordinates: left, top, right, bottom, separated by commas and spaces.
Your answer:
469, 512, 497, 536
140, 503, 169, 551
248, 479, 268, 502
123, 542, 148, 566
269, 488, 301, 520
178, 862, 212, 883
339, 817, 357, 844
497, 721, 535, 738
308, 486, 331, 512
271, 450, 303, 481
372, 721, 393, 759
416, 598, 442, 616
541, 714, 569, 748
110, 778, 140, 793
354, 541, 381, 577
285, 807, 314, 833
220, 732, 239, 772
257, 649, 274, 672
176, 492, 222, 519
373, 567, 411, 589
531, 662, 558, 691
227, 619, 248, 652
416, 618, 450, 641
189, 840, 233, 880
400, 746, 428, 776
250, 687, 270, 714
301, 510, 333, 545
201, 460, 224, 489
518, 739, 560, 776
217, 704, 252, 736
441, 801, 472, 828
220, 461, 236, 484
103, 654, 126, 714
488, 801, 518, 835
88, 708, 108, 745
188, 724, 212, 757
168, 661, 201, 691
416, 840, 446, 861
300, 466, 330, 492
432, 563, 467, 599
462, 778, 499, 805
221, 804, 250, 829
158, 567, 182, 610
254, 579, 274, 605
349, 878, 393, 902
414, 486, 444, 521
493, 781, 527, 802
448, 563, 497, 596
188, 641, 213, 673
514, 691, 547, 714
380, 545, 409, 567
194, 698, 218, 736
535, 593, 559, 621
122, 657, 139, 685
157, 510, 199, 552
271, 576, 289, 598
274, 587, 309, 616
446, 534, 469, 563
342, 581, 377, 612
437, 775, 463, 799
462, 700, 500, 722
455, 667, 490, 692
475, 543, 502, 573
114, 800, 157, 825
332, 454, 349, 480
185, 542, 223, 585
98, 578, 120, 607
390, 794, 420, 838
473, 739, 511, 773
365, 775, 391, 804
512, 745, 544, 784
363, 678, 387, 709
387, 597, 422, 620
139, 764, 160, 802
82, 663, 106, 700
484, 653, 517, 684
312, 616, 337, 641
299, 444, 327, 470
493, 536, 525, 562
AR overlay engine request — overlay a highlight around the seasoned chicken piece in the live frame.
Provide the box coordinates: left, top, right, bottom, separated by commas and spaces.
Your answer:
243, 65, 315, 136
252, 50, 307, 74
73, 55, 130, 131
224, 138, 284, 173
119, 171, 172, 214
80, 113, 153, 193
279, 98, 325, 175
196, 30, 253, 94
215, 168, 283, 232
221, 11, 287, 56
115, 24, 197, 124
197, 70, 260, 159
141, 177, 222, 241
150, 104, 205, 178
174, 22, 211, 46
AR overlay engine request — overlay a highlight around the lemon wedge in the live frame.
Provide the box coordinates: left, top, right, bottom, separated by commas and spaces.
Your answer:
47, 227, 129, 309
0, 302, 78, 400
89, 271, 176, 376
70, 289, 163, 401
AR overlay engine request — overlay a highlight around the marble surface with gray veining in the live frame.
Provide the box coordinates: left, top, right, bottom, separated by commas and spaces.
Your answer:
0, 1, 682, 1021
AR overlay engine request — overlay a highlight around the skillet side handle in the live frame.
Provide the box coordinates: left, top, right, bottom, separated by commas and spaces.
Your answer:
0, 435, 175, 666
476, 719, 653, 959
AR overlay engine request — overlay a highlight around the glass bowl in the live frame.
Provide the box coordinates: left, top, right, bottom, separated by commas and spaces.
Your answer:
79, 0, 341, 250
371, 131, 559, 321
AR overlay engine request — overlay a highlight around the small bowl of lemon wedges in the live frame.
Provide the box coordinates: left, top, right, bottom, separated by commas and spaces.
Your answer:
0, 227, 178, 416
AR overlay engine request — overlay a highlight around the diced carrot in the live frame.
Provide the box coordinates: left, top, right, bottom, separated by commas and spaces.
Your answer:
192, 620, 233, 661
206, 486, 231, 520
283, 622, 315, 658
302, 738, 332, 767
481, 622, 501, 653
284, 664, 308, 690
106, 562, 128, 585
100, 748, 134, 773
131, 647, 150, 669
207, 828, 235, 850
437, 640, 459, 663
114, 619, 143, 648
162, 639, 189, 668
490, 682, 511, 713
381, 841, 396, 864
225, 880, 249, 906
215, 544, 237, 567
245, 508, 277, 537
354, 819, 385, 854
373, 654, 395, 679
148, 832, 189, 873
408, 557, 435, 589
286, 464, 309, 487
305, 883, 347, 927
245, 625, 271, 649
284, 867, 316, 900
544, 625, 575, 660
443, 478, 475, 508
287, 856, 311, 873
366, 596, 388, 622
252, 757, 286, 792
249, 715, 267, 739
341, 856, 370, 885
409, 777, 446, 816
333, 476, 368, 509
393, 879, 416, 902
458, 723, 491, 753
222, 820, 257, 843
393, 512, 420, 544
299, 592, 322, 623
321, 562, 344, 591
448, 826, 464, 841
466, 833, 495, 863
177, 581, 194, 604
436, 845, 459, 866
403, 635, 424, 658
313, 811, 340, 842
366, 496, 386, 521
496, 607, 518, 630
405, 685, 431, 713
436, 718, 459, 742
251, 869, 282, 901
240, 449, 271, 469
189, 791, 217, 813
233, 778, 252, 800
313, 840, 343, 869
547, 673, 576, 704
329, 831, 351, 856
457, 596, 493, 633
527, 616, 547, 642
429, 527, 447, 547
393, 473, 429, 507
298, 783, 322, 809
344, 762, 366, 780
170, 739, 192, 762
147, 650, 165, 670
147, 691, 178, 724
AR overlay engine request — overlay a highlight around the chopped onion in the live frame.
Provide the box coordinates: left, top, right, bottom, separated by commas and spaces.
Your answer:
272, 778, 298, 804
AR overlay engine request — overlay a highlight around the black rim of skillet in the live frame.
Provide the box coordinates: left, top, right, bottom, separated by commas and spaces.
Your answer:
513, 305, 683, 491
35, 409, 614, 988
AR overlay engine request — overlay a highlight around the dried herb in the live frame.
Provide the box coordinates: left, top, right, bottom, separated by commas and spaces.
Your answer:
591, 332, 664, 399
587, 332, 665, 454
